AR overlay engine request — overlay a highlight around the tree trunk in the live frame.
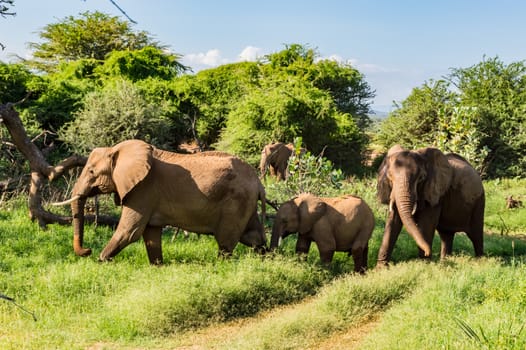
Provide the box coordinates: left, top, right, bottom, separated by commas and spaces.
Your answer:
0, 103, 117, 228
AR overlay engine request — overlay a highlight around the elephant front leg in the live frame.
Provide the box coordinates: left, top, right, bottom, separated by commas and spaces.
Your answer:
377, 209, 403, 267
143, 225, 163, 265
295, 235, 312, 261
99, 206, 149, 262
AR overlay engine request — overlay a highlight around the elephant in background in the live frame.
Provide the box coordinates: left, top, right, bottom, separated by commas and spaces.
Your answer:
54, 139, 267, 264
259, 142, 305, 180
376, 145, 485, 266
270, 193, 375, 273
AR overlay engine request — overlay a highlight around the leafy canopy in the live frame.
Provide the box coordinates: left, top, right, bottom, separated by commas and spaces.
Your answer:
60, 79, 173, 154
28, 11, 161, 72
98, 46, 188, 81
376, 57, 526, 177
184, 44, 374, 174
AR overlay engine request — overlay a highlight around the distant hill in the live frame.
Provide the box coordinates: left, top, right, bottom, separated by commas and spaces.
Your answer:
368, 110, 389, 120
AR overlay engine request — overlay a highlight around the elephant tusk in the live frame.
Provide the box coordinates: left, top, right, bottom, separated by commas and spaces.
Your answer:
389, 199, 394, 212
412, 202, 417, 216
51, 195, 81, 206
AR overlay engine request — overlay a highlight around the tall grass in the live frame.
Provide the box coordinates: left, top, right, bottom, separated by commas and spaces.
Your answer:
484, 178, 526, 235
359, 258, 526, 350
0, 178, 524, 349
220, 261, 432, 350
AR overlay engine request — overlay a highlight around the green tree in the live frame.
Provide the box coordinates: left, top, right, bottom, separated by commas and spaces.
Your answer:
171, 61, 261, 148
449, 57, 526, 177
377, 57, 526, 177
178, 44, 374, 173
435, 106, 489, 172
0, 62, 32, 104
20, 59, 99, 132
60, 79, 173, 153
215, 73, 367, 173
97, 46, 187, 81
311, 59, 375, 129
28, 11, 161, 72
376, 79, 454, 149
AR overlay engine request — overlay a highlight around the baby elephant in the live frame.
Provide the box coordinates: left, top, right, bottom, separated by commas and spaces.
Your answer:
270, 193, 375, 273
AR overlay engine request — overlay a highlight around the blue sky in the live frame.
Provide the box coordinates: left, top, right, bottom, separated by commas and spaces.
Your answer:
1, 0, 525, 111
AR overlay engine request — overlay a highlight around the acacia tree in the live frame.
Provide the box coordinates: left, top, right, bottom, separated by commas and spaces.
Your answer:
27, 11, 161, 72
0, 10, 170, 227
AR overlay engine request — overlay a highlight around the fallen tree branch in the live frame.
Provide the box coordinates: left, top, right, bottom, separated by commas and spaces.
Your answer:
0, 102, 116, 228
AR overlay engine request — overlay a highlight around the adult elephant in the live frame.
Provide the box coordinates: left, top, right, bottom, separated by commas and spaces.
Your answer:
376, 145, 485, 266
54, 139, 267, 264
259, 142, 304, 180
270, 193, 375, 273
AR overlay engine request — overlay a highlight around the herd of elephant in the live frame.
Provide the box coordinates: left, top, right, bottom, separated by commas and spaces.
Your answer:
54, 140, 485, 273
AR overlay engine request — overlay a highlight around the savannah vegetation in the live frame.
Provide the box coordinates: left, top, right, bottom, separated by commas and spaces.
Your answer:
1, 8, 525, 349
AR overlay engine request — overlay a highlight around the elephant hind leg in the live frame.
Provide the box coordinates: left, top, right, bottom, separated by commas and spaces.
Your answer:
351, 242, 369, 274
467, 198, 485, 257
438, 230, 454, 259
239, 212, 267, 251
143, 226, 163, 265
215, 229, 239, 256
318, 249, 335, 266
466, 229, 484, 257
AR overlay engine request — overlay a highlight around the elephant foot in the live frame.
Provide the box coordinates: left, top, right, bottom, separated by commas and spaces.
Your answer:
375, 260, 390, 269
74, 247, 92, 257
98, 256, 113, 263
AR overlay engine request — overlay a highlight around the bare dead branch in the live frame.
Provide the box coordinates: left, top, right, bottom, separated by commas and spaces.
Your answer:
0, 103, 98, 228
108, 0, 137, 24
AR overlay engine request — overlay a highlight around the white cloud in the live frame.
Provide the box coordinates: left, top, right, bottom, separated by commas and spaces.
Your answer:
183, 46, 265, 71
183, 49, 229, 68
238, 46, 263, 62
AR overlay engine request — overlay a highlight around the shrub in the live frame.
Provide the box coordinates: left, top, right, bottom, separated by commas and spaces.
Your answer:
59, 79, 174, 153
265, 138, 344, 203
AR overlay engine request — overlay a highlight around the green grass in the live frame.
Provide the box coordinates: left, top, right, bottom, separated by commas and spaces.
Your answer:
484, 178, 526, 235
0, 178, 525, 349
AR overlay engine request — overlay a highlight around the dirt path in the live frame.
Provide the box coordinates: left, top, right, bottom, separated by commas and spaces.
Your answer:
171, 301, 383, 350
172, 302, 307, 349
308, 315, 382, 350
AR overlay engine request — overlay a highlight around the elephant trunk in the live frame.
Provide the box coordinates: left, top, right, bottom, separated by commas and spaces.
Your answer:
270, 222, 283, 250
259, 153, 268, 178
394, 178, 431, 256
71, 196, 92, 257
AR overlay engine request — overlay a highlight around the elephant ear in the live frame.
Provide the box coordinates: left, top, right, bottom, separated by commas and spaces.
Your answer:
297, 194, 327, 234
110, 140, 153, 201
377, 145, 405, 204
419, 147, 452, 207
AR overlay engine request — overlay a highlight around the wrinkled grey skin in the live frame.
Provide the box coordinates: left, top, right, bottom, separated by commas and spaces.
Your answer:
376, 145, 485, 266
63, 139, 267, 264
270, 193, 375, 273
